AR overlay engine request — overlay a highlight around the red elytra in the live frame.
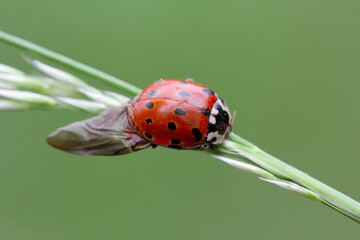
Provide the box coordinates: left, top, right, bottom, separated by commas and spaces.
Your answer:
128, 79, 218, 149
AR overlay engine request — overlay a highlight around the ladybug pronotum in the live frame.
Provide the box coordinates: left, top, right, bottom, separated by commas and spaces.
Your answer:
47, 79, 233, 155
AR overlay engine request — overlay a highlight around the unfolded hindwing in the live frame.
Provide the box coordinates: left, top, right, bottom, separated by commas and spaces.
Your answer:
47, 105, 151, 156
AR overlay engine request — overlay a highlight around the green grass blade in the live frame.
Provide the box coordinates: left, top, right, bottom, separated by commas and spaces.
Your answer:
0, 30, 141, 96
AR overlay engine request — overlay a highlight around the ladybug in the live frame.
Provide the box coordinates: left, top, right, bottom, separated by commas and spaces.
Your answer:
47, 79, 233, 155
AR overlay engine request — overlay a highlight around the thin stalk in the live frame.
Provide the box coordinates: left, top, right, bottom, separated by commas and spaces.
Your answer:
0, 30, 141, 96
225, 133, 360, 223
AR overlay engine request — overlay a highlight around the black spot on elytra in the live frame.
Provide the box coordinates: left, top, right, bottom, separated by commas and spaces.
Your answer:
178, 81, 187, 85
148, 90, 157, 96
171, 139, 181, 144
174, 108, 186, 116
202, 88, 214, 95
145, 102, 154, 109
179, 91, 191, 97
192, 128, 202, 142
144, 132, 152, 139
145, 118, 152, 124
201, 107, 210, 116
168, 122, 176, 130
168, 145, 182, 149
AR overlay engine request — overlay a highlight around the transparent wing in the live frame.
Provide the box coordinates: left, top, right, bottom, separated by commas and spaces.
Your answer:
47, 105, 151, 155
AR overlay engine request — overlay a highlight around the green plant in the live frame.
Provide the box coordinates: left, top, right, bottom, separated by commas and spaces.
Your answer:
1, 30, 359, 223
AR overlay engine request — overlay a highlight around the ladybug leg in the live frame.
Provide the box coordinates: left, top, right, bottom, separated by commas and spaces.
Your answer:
152, 144, 158, 149
186, 78, 195, 82
194, 145, 203, 150
200, 141, 212, 150
206, 142, 217, 150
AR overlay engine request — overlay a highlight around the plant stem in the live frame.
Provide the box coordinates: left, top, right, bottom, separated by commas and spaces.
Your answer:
226, 133, 360, 223
0, 30, 141, 96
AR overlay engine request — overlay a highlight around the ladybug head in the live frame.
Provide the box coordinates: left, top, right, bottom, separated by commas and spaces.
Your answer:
206, 98, 233, 145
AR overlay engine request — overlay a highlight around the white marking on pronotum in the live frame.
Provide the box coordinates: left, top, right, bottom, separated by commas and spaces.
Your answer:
217, 99, 227, 110
212, 108, 219, 115
206, 99, 233, 145
207, 131, 222, 144
218, 99, 231, 120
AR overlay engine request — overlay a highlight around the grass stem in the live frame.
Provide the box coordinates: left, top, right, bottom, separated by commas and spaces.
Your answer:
0, 30, 141, 96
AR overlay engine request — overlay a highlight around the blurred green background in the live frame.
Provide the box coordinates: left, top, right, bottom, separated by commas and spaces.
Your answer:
0, 1, 359, 239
